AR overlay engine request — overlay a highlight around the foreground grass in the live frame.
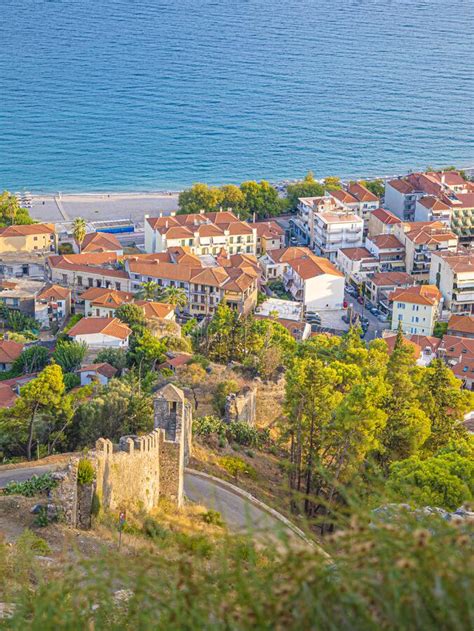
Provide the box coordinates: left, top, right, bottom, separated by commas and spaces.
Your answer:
0, 502, 472, 630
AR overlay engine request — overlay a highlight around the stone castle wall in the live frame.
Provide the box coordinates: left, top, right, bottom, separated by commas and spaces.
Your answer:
52, 383, 191, 526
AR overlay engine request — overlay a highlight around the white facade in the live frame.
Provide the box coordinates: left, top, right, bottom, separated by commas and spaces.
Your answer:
70, 332, 129, 349
313, 213, 364, 262
80, 370, 110, 386
283, 265, 344, 310
391, 300, 438, 336
430, 251, 474, 314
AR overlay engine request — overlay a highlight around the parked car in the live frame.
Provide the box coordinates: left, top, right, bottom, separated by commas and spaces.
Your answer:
371, 308, 381, 317
378, 313, 389, 322
343, 300, 348, 308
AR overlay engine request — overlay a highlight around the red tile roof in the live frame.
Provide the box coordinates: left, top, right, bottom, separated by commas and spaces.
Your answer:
383, 334, 421, 359
254, 221, 284, 238
0, 383, 18, 408
448, 314, 474, 336
0, 340, 24, 364
36, 284, 71, 301
347, 182, 379, 203
369, 234, 404, 250
370, 271, 415, 287
0, 223, 55, 237
78, 363, 118, 379
338, 247, 376, 262
389, 284, 441, 306
68, 317, 131, 340
370, 208, 402, 225
81, 232, 122, 253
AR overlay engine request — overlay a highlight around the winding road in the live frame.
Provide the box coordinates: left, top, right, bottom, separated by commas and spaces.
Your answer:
0, 465, 297, 538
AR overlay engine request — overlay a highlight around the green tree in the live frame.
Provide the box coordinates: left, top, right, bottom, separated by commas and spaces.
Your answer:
72, 217, 87, 252
52, 340, 87, 373
323, 176, 342, 191
363, 179, 384, 199
7, 311, 38, 333
387, 444, 474, 511
285, 172, 324, 211
115, 303, 146, 330
178, 183, 223, 214
95, 348, 128, 374
159, 286, 187, 311
137, 280, 162, 302
13, 345, 49, 375
0, 191, 34, 226
420, 359, 472, 454
179, 363, 206, 410
219, 184, 246, 216
128, 329, 166, 372
240, 180, 281, 218
0, 365, 69, 460
71, 377, 153, 447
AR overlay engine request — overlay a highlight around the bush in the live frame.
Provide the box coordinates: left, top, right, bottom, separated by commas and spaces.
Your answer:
16, 529, 51, 555
201, 510, 224, 527
193, 416, 265, 449
213, 379, 239, 416
63, 314, 83, 333
175, 532, 214, 558
33, 506, 49, 528
77, 459, 95, 485
142, 517, 170, 541
193, 415, 225, 438
219, 456, 257, 480
63, 372, 80, 391
3, 473, 58, 497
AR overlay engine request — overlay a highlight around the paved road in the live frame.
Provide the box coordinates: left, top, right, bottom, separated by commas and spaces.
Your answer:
344, 290, 390, 341
0, 465, 287, 535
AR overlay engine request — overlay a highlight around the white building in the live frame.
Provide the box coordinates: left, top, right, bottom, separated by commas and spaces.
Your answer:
144, 211, 257, 256
78, 362, 118, 386
293, 196, 340, 247
336, 247, 378, 284
313, 212, 364, 262
67, 317, 131, 348
365, 234, 405, 272
389, 285, 442, 336
430, 249, 474, 314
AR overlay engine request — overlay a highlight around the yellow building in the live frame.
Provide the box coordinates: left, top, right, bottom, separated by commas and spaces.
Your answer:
0, 224, 57, 254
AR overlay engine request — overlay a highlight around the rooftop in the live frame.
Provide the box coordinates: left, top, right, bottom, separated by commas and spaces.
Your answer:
338, 247, 377, 262
255, 298, 303, 322
68, 317, 132, 340
370, 271, 415, 287
389, 284, 442, 306
370, 208, 402, 225
81, 232, 123, 253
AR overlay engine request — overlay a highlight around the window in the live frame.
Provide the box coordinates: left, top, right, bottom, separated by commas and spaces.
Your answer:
88, 278, 93, 287
62, 274, 68, 283
33, 236, 38, 241
397, 302, 405, 309
115, 282, 121, 290
398, 314, 403, 321
77, 276, 83, 286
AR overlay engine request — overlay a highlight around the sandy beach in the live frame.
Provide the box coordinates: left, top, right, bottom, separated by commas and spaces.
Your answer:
29, 192, 180, 225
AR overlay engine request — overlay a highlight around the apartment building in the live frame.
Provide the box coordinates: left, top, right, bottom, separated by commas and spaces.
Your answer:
0, 224, 57, 254
254, 221, 285, 255
367, 208, 402, 238
430, 249, 474, 314
293, 196, 340, 247
389, 285, 442, 336
144, 211, 257, 256
260, 247, 344, 310
414, 196, 451, 225
365, 234, 405, 272
395, 221, 458, 280
336, 247, 378, 284
0, 278, 46, 317
366, 271, 416, 313
313, 212, 364, 262
126, 256, 258, 316
47, 253, 132, 296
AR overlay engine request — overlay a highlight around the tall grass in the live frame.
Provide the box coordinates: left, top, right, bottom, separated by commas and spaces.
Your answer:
1, 503, 472, 630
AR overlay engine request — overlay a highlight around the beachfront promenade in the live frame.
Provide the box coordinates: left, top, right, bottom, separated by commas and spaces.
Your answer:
30, 192, 180, 224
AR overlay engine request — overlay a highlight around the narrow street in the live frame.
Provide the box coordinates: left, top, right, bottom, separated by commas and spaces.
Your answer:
344, 291, 390, 341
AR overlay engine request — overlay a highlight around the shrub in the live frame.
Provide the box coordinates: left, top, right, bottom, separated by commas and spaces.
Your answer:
63, 372, 80, 391
63, 314, 83, 332
219, 456, 257, 480
175, 532, 214, 558
143, 517, 170, 541
201, 510, 224, 527
16, 529, 51, 555
213, 379, 239, 415
77, 458, 96, 485
33, 506, 49, 528
193, 415, 225, 438
3, 473, 58, 497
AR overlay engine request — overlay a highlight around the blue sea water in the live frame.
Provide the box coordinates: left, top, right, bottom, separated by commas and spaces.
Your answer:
0, 0, 473, 192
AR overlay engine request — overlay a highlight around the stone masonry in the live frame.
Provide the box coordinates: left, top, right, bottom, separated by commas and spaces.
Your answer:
224, 385, 257, 425
52, 383, 192, 525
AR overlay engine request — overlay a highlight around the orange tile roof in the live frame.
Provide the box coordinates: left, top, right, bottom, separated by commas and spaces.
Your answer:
433, 250, 474, 273
447, 314, 474, 336
49, 252, 119, 266
128, 259, 197, 282
369, 234, 404, 250
408, 335, 442, 353
428, 171, 466, 187
339, 247, 376, 261
0, 223, 55, 237
330, 189, 358, 205
0, 340, 24, 364
347, 182, 379, 203
0, 383, 18, 408
288, 253, 344, 280
134, 301, 175, 319
36, 284, 70, 301
370, 208, 402, 225
68, 317, 131, 340
439, 335, 474, 359
383, 334, 421, 359
405, 223, 457, 246
80, 287, 135, 307
370, 271, 415, 287
451, 357, 474, 381
449, 193, 474, 209
254, 221, 284, 238
417, 196, 450, 211
48, 255, 129, 279
78, 363, 118, 379
81, 232, 122, 253
389, 284, 441, 306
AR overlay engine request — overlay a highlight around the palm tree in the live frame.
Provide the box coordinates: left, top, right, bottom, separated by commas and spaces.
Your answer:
72, 217, 87, 252
137, 280, 162, 301
159, 286, 188, 311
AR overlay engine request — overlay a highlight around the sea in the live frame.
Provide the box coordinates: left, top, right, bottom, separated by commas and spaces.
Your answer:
0, 0, 473, 193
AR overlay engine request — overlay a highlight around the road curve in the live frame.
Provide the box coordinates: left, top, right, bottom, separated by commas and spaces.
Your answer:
0, 465, 291, 536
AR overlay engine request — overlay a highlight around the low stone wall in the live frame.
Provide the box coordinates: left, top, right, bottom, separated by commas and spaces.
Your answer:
225, 386, 257, 425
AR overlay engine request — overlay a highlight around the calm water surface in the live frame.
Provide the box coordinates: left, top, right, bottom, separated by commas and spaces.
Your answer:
0, 0, 473, 191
